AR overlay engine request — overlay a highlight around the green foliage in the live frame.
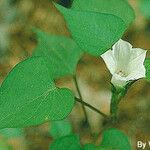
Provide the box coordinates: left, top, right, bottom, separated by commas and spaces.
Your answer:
144, 58, 150, 80
33, 29, 83, 79
55, 3, 126, 56
49, 128, 131, 150
50, 134, 82, 150
0, 128, 23, 139
83, 128, 131, 150
49, 119, 72, 139
0, 57, 74, 128
0, 140, 12, 150
72, 0, 135, 27
83, 144, 96, 150
100, 128, 131, 150
138, 0, 150, 19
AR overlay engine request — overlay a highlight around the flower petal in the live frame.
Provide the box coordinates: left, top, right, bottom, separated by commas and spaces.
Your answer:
126, 68, 145, 81
101, 50, 116, 74
111, 74, 128, 87
112, 39, 132, 69
127, 48, 147, 80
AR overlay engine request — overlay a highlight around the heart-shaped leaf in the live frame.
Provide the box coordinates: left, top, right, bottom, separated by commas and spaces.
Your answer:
50, 135, 82, 150
55, 4, 126, 56
144, 58, 150, 81
72, 0, 135, 27
0, 57, 74, 128
33, 29, 83, 79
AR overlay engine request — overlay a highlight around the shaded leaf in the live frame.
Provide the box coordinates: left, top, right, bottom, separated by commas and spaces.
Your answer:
33, 29, 83, 79
50, 134, 82, 150
100, 128, 131, 150
55, 4, 126, 56
72, 0, 135, 27
0, 57, 74, 128
138, 0, 150, 19
49, 119, 72, 139
0, 128, 23, 138
50, 128, 131, 150
83, 128, 131, 150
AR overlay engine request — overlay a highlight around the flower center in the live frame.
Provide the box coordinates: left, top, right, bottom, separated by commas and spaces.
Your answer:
116, 70, 127, 77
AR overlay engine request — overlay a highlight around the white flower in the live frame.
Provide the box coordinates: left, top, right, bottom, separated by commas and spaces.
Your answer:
101, 39, 147, 87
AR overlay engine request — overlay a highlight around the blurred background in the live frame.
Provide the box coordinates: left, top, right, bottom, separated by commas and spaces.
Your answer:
0, 0, 150, 149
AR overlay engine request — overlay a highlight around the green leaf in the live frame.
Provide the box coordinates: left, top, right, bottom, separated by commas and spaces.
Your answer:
72, 0, 135, 27
49, 119, 72, 139
0, 128, 23, 138
83, 128, 131, 150
144, 58, 150, 81
138, 0, 150, 19
55, 4, 126, 56
33, 29, 83, 79
0, 57, 74, 128
50, 129, 131, 150
50, 135, 82, 150
100, 128, 131, 150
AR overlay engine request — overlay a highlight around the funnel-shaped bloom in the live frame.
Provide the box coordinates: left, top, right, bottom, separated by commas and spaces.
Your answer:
101, 39, 147, 87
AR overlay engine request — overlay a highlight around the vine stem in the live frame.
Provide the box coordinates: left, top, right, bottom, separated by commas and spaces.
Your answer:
73, 75, 89, 125
75, 97, 109, 119
110, 93, 120, 123
110, 85, 127, 123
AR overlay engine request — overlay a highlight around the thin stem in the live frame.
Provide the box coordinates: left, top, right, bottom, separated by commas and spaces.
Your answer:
75, 97, 109, 119
73, 75, 89, 124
